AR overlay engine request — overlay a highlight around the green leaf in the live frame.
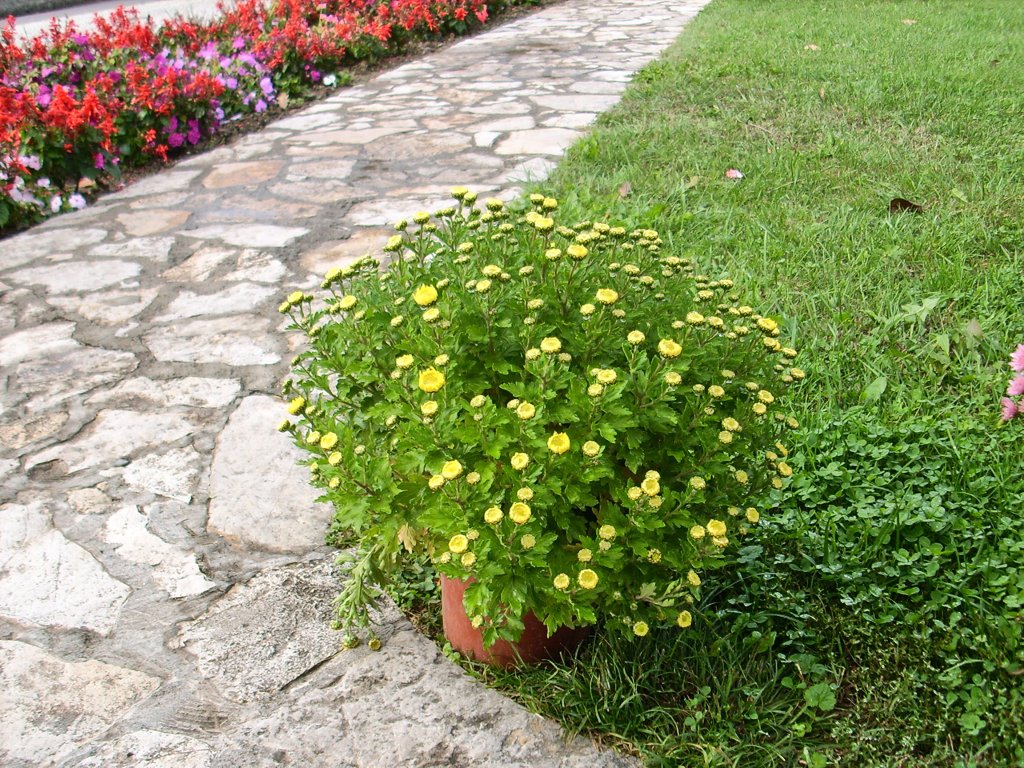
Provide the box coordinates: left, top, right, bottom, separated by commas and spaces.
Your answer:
861, 375, 887, 403
803, 682, 836, 712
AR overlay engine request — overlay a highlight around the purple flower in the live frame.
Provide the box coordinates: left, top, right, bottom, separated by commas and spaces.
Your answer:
18, 154, 41, 171
167, 116, 179, 132
187, 119, 201, 145
94, 153, 105, 170
232, 36, 245, 50
255, 99, 267, 113
70, 33, 89, 46
213, 107, 225, 121
259, 76, 274, 96
168, 132, 185, 148
1012, 344, 1024, 373
223, 76, 238, 90
1000, 397, 1019, 422
198, 41, 218, 60
68, 193, 87, 210
237, 52, 258, 68
36, 177, 50, 188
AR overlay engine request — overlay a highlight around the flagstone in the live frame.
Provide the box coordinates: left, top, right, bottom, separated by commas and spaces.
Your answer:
161, 246, 238, 282
223, 249, 288, 283
180, 223, 308, 248
90, 236, 176, 261
300, 229, 390, 275
87, 376, 241, 409
144, 316, 280, 366
0, 411, 69, 453
118, 209, 191, 236
75, 730, 214, 768
202, 160, 285, 190
0, 321, 77, 367
154, 282, 278, 322
12, 348, 139, 410
117, 446, 203, 504
0, 227, 107, 270
10, 259, 141, 294
495, 127, 582, 156
106, 170, 201, 199
47, 287, 160, 324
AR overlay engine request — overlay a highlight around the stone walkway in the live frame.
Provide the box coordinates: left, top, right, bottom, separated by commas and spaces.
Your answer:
0, 0, 710, 765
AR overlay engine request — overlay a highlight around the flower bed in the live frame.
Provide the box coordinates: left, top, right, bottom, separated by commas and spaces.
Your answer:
0, 0, 529, 234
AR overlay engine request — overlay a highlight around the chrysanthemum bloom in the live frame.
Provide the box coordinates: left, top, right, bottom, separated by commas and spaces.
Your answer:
1012, 344, 1024, 372
441, 460, 463, 480
707, 519, 727, 537
641, 477, 660, 496
627, 486, 643, 501
687, 570, 701, 587
627, 330, 646, 345
475, 279, 492, 293
758, 390, 775, 404
686, 311, 705, 325
657, 338, 682, 358
471, 395, 486, 408
484, 506, 504, 524
418, 368, 445, 393
466, 472, 481, 485
745, 507, 760, 523
510, 452, 529, 470
554, 573, 570, 590
596, 369, 617, 385
422, 308, 440, 323
428, 475, 445, 490
580, 303, 596, 316
587, 383, 604, 397
567, 244, 588, 259
677, 610, 693, 628
520, 534, 536, 549
718, 431, 733, 444
548, 432, 571, 454
582, 441, 600, 457
390, 315, 405, 327
752, 402, 768, 415
690, 525, 706, 540
665, 372, 682, 386
735, 470, 749, 484
722, 417, 741, 432
632, 621, 649, 637
396, 354, 414, 369
421, 400, 439, 417
434, 354, 449, 366
516, 487, 534, 501
461, 552, 477, 567
578, 548, 593, 562
413, 284, 438, 306
545, 248, 562, 261
757, 317, 778, 333
287, 397, 305, 415
599, 524, 616, 540
690, 476, 707, 491
1001, 397, 1019, 421
596, 288, 619, 304
777, 461, 793, 477
578, 569, 599, 589
327, 452, 342, 466
708, 385, 725, 398
306, 431, 322, 445
540, 337, 562, 353
320, 432, 338, 450
516, 402, 536, 420
509, 502, 532, 524
1008, 375, 1024, 397
648, 548, 662, 563
449, 534, 469, 553
712, 535, 729, 548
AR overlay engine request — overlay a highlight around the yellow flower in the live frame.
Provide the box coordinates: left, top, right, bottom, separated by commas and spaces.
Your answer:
707, 519, 727, 537
319, 432, 338, 450
722, 417, 741, 432
649, 496, 663, 509
595, 288, 619, 305
470, 395, 486, 408
466, 472, 480, 485
599, 524, 616, 540
791, 367, 806, 380
287, 397, 305, 415
396, 354, 414, 369
542, 197, 558, 209
390, 315, 404, 327
327, 452, 342, 466
752, 402, 768, 415
712, 535, 729, 548
690, 525, 706, 540
687, 570, 702, 587
413, 284, 438, 306
587, 383, 604, 397
718, 431, 733, 444
787, 416, 800, 429
580, 303, 596, 316
627, 330, 645, 345
758, 390, 775, 404
772, 477, 784, 489
509, 502, 532, 525
450, 186, 469, 199
554, 573, 570, 590
540, 337, 562, 354
516, 402, 536, 420
418, 368, 445, 393
547, 432, 571, 454
441, 460, 463, 480
287, 290, 304, 304
686, 311, 705, 325
648, 548, 662, 563
641, 477, 660, 497
676, 610, 693, 628
757, 317, 778, 333
627, 486, 643, 501
567, 244, 588, 259
777, 461, 793, 477
545, 248, 562, 260
484, 506, 504, 524
517, 487, 534, 501
481, 264, 501, 277
510, 452, 529, 470
338, 294, 357, 310
632, 621, 649, 637
433, 354, 449, 366
664, 372, 682, 386
582, 440, 600, 457
708, 385, 725, 398
306, 430, 322, 445
592, 370, 618, 387
525, 348, 541, 361
578, 569, 599, 589
745, 507, 760, 524
735, 470, 749, 484
475, 279, 492, 293
428, 475, 445, 490
461, 552, 477, 567
520, 534, 537, 549
690, 476, 707, 491
775, 442, 789, 457
422, 307, 440, 323
449, 534, 469, 553
658, 339, 682, 358
577, 548, 593, 563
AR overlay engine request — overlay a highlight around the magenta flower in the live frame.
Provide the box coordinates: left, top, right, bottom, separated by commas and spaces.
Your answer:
1011, 344, 1024, 372
1000, 397, 1018, 422
1008, 375, 1024, 397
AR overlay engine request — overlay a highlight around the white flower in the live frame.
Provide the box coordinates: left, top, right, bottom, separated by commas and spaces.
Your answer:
323, 73, 338, 87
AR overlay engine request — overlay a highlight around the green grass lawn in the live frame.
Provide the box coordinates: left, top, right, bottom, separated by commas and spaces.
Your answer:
476, 1, 1024, 765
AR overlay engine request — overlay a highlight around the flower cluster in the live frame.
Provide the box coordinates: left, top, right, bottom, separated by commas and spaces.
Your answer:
281, 190, 805, 647
999, 344, 1024, 421
0, 0, 517, 233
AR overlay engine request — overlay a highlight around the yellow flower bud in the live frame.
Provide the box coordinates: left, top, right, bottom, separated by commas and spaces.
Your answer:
582, 441, 600, 457
595, 288, 619, 305
449, 534, 468, 553
413, 284, 438, 306
658, 339, 682, 358
540, 337, 562, 353
509, 502, 532, 524
484, 506, 503, 524
554, 573, 570, 590
441, 460, 463, 480
547, 432, 570, 454
510, 452, 529, 470
578, 569, 599, 589
627, 330, 645, 345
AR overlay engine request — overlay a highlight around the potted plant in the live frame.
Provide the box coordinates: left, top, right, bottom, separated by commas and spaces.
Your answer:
279, 189, 803, 663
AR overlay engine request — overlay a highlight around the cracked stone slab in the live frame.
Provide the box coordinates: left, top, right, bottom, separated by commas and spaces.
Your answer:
87, 376, 241, 409
74, 729, 215, 768
12, 347, 138, 409
0, 502, 131, 634
172, 559, 341, 703
0, 227, 107, 270
207, 395, 328, 552
154, 282, 278, 322
48, 287, 160, 325
9, 259, 141, 294
144, 316, 280, 366
117, 446, 203, 504
180, 224, 308, 248
0, 640, 160, 767
0, 321, 78, 367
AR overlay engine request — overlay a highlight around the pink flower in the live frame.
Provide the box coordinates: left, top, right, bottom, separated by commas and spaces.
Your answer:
725, 168, 744, 180
1008, 375, 1024, 397
1011, 344, 1024, 372
1000, 397, 1018, 422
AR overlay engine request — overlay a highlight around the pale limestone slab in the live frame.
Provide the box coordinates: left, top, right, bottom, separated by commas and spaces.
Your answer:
26, 409, 196, 475
104, 505, 215, 597
363, 132, 468, 161
13, 348, 138, 408
472, 115, 537, 133
106, 170, 201, 199
75, 729, 214, 768
300, 228, 390, 275
10, 259, 140, 294
48, 287, 160, 324
223, 250, 287, 283
0, 227, 107, 270
543, 111, 599, 129
202, 160, 284, 190
87, 376, 241, 409
288, 158, 357, 180
0, 503, 131, 634
268, 111, 343, 132
181, 224, 308, 248
118, 446, 203, 504
0, 321, 77, 367
294, 126, 410, 145
0, 641, 160, 766
117, 209, 191, 236
90, 236, 176, 262
143, 316, 280, 366
67, 487, 114, 516
267, 179, 358, 204
474, 131, 501, 148
172, 559, 339, 702
0, 411, 68, 452
154, 282, 277, 322
346, 197, 451, 227
494, 127, 582, 156
531, 93, 621, 111
161, 246, 237, 282
207, 395, 327, 553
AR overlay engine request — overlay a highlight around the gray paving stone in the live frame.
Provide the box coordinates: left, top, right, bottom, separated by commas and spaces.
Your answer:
143, 316, 280, 366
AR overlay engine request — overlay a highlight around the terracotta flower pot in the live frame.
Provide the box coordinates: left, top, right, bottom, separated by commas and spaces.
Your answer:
440, 575, 589, 667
